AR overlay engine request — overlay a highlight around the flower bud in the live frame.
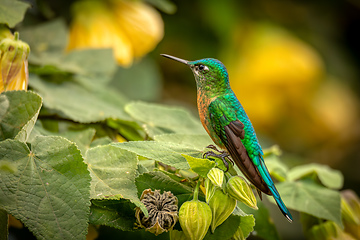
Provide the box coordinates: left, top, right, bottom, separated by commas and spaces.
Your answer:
204, 178, 215, 203
135, 189, 178, 235
226, 176, 257, 210
0, 32, 29, 93
209, 188, 236, 233
207, 167, 224, 188
179, 199, 212, 240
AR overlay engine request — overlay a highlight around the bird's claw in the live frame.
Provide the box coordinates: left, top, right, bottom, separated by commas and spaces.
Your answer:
203, 145, 234, 172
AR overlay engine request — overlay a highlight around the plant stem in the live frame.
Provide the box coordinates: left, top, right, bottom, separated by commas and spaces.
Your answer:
193, 180, 201, 201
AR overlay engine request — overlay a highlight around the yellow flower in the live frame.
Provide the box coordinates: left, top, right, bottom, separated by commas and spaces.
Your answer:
0, 31, 30, 93
67, 0, 163, 66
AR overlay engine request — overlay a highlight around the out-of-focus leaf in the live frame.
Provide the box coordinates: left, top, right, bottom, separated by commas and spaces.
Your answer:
125, 101, 205, 138
154, 133, 213, 151
275, 180, 342, 227
113, 140, 203, 169
265, 154, 288, 182
0, 136, 91, 240
20, 19, 67, 64
145, 0, 177, 14
29, 75, 131, 123
307, 221, 356, 240
288, 163, 344, 189
182, 154, 215, 178
0, 0, 30, 28
0, 91, 42, 142
85, 145, 147, 215
89, 199, 136, 231
111, 57, 162, 101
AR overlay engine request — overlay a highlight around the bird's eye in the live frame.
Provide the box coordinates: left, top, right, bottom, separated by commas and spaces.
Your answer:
197, 64, 208, 71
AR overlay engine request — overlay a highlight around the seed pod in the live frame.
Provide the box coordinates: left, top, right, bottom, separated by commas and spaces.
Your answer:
179, 199, 212, 240
207, 167, 224, 188
209, 188, 236, 233
135, 189, 178, 235
226, 176, 257, 210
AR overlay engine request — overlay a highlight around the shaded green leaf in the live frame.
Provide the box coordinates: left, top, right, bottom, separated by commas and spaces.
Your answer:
113, 140, 203, 169
275, 180, 342, 227
85, 145, 146, 214
288, 163, 344, 189
89, 199, 136, 231
0, 208, 7, 240
182, 154, 215, 178
0, 136, 91, 240
0, 0, 30, 28
237, 201, 280, 240
0, 91, 42, 142
30, 75, 131, 123
204, 214, 241, 240
125, 102, 205, 138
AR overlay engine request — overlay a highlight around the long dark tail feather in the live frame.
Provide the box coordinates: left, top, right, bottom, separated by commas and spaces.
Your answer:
223, 123, 293, 222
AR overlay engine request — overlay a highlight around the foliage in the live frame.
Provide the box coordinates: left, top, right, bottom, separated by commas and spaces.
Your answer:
0, 1, 358, 240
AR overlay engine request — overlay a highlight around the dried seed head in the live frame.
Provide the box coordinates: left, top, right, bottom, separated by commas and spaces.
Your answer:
136, 189, 178, 235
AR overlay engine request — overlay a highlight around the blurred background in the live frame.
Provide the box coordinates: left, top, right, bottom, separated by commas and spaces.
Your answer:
12, 0, 360, 239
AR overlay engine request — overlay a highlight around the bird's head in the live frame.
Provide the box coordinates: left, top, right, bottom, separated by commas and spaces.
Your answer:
161, 54, 230, 94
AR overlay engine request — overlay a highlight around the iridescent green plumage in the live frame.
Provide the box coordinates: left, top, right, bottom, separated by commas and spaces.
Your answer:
161, 54, 293, 222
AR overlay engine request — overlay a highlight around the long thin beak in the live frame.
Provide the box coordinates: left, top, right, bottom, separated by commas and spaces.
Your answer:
160, 54, 189, 65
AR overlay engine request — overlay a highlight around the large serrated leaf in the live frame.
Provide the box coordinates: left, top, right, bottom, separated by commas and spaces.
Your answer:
275, 180, 342, 227
0, 136, 91, 240
85, 145, 146, 214
154, 133, 213, 151
0, 91, 42, 142
0, 0, 30, 28
181, 154, 215, 178
113, 141, 203, 170
125, 102, 205, 138
288, 163, 344, 189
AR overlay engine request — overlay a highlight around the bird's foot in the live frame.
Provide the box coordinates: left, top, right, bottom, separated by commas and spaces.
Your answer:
203, 145, 234, 172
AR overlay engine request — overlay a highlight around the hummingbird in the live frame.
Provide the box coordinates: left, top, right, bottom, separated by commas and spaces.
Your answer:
161, 54, 293, 222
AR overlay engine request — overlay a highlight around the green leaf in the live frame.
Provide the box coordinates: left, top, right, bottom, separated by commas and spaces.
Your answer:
288, 163, 344, 189
0, 0, 30, 28
85, 145, 146, 214
29, 75, 131, 123
20, 19, 68, 64
29, 124, 96, 156
110, 57, 162, 101
275, 180, 342, 227
0, 91, 42, 142
125, 102, 205, 138
154, 133, 213, 151
113, 140, 203, 169
237, 201, 280, 240
181, 154, 215, 178
0, 136, 91, 240
204, 214, 241, 240
89, 199, 136, 231
264, 154, 288, 182
135, 171, 193, 206
0, 208, 8, 240
145, 0, 177, 14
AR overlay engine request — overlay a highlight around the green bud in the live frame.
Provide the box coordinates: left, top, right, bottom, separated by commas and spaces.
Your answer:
209, 188, 236, 233
207, 167, 224, 188
341, 190, 360, 239
204, 178, 215, 203
179, 200, 212, 240
226, 176, 257, 210
0, 32, 30, 92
